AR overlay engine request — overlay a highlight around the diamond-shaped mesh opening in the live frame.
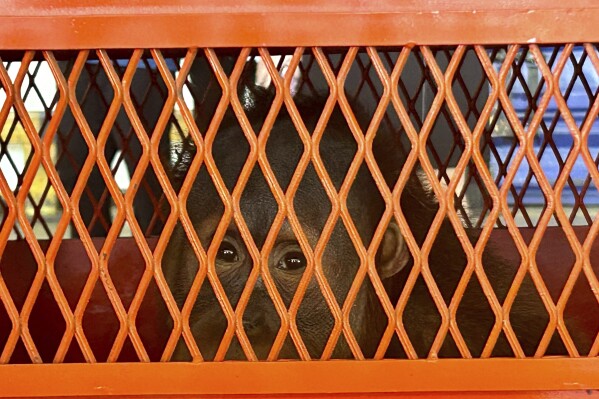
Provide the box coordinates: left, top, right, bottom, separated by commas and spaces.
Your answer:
319, 104, 357, 191
556, 47, 599, 130
381, 215, 414, 303
212, 109, 251, 193
458, 164, 494, 230
181, 165, 225, 250
484, 103, 520, 226
452, 47, 490, 127
296, 52, 323, 100
536, 134, 565, 188
131, 167, 166, 237
127, 55, 169, 134
236, 52, 279, 134
0, 239, 36, 311
482, 228, 521, 303
429, 221, 468, 306
400, 161, 440, 247
242, 282, 281, 360
264, 113, 304, 192
108, 237, 144, 311
415, 36, 460, 150
512, 164, 547, 231
431, 48, 453, 74
188, 278, 230, 361
15, 60, 59, 134
567, 149, 599, 226
402, 275, 442, 358
372, 101, 411, 174
486, 48, 559, 228
322, 51, 346, 81
510, 273, 549, 356
348, 163, 385, 248
183, 52, 224, 135
71, 56, 116, 132
322, 220, 360, 307
164, 52, 220, 198
29, 280, 65, 362
189, 280, 231, 360
536, 217, 576, 303
397, 50, 431, 131
211, 223, 252, 309
408, 49, 449, 131
240, 167, 278, 251
376, 49, 397, 76
564, 272, 599, 355
294, 163, 331, 243
350, 277, 387, 358
164, 221, 199, 310
1, 108, 33, 191
532, 108, 575, 214
501, 48, 550, 130
343, 48, 383, 132
437, 46, 495, 230
82, 281, 120, 362
137, 278, 170, 361
296, 274, 334, 359
164, 134, 197, 196
54, 240, 92, 312
0, 57, 64, 241
77, 163, 111, 238
55, 62, 92, 202
269, 218, 309, 309
455, 277, 496, 357
407, 49, 451, 153
427, 104, 465, 187
26, 165, 62, 241
295, 52, 331, 132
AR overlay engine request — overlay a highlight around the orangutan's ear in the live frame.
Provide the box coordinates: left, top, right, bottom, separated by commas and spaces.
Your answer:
377, 221, 410, 280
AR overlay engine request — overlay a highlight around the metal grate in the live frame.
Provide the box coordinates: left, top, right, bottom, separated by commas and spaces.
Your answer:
0, 44, 597, 374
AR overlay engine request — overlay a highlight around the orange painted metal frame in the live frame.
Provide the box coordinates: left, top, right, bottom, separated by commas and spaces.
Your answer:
0, 359, 597, 397
0, 1, 598, 49
1, 1, 599, 398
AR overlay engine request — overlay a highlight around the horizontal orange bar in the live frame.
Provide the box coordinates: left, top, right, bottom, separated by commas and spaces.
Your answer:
0, 358, 597, 397
2, 391, 596, 399
4, 0, 599, 15
1, 7, 599, 49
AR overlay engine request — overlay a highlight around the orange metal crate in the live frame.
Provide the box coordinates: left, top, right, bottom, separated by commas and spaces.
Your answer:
0, 1, 597, 398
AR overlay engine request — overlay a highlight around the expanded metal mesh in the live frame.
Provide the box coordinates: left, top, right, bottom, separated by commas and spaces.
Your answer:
0, 45, 598, 363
